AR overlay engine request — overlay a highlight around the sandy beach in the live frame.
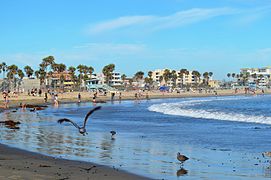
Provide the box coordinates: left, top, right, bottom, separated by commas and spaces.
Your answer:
0, 89, 270, 179
0, 89, 268, 109
0, 143, 150, 180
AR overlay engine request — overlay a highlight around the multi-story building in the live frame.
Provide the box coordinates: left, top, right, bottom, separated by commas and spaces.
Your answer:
47, 71, 74, 89
109, 72, 122, 87
85, 72, 121, 87
240, 67, 271, 87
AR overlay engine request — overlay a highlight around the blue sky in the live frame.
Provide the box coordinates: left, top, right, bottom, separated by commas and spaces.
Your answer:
1, 0, 271, 79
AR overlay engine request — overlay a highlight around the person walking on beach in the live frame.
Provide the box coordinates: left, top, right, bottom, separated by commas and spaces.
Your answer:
111, 92, 115, 101
38, 89, 42, 97
146, 92, 149, 100
119, 92, 122, 101
54, 94, 59, 106
78, 93, 81, 103
93, 91, 97, 102
2, 91, 9, 109
44, 92, 48, 103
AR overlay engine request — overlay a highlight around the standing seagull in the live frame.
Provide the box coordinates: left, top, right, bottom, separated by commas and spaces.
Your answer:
110, 131, 116, 139
177, 152, 189, 165
58, 106, 101, 135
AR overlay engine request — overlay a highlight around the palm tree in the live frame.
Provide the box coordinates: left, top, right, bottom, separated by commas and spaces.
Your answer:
17, 69, 25, 91
134, 71, 144, 81
147, 71, 153, 86
192, 70, 200, 86
88, 66, 94, 78
148, 71, 152, 78
102, 64, 115, 84
171, 70, 178, 88
163, 69, 171, 85
7, 64, 18, 90
203, 72, 209, 85
179, 69, 188, 88
24, 65, 34, 78
68, 66, 77, 89
227, 73, 231, 80
42, 56, 55, 72
208, 72, 213, 79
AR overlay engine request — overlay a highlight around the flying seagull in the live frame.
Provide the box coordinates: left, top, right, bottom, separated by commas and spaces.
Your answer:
58, 106, 101, 135
177, 152, 189, 165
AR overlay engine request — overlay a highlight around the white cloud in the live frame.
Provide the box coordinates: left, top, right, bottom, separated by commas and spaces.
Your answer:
88, 16, 155, 34
87, 7, 239, 34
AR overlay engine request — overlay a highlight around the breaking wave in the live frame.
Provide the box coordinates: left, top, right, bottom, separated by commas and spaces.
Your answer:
148, 97, 271, 125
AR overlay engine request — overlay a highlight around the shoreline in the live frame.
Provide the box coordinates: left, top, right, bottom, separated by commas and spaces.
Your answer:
0, 89, 269, 179
1, 89, 269, 109
0, 143, 151, 180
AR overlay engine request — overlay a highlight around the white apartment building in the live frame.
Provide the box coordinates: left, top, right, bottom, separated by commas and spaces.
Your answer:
85, 72, 121, 87
109, 72, 122, 86
240, 67, 271, 87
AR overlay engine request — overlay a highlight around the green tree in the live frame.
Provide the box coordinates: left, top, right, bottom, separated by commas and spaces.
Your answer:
68, 66, 77, 88
163, 69, 171, 84
24, 65, 34, 78
203, 72, 209, 85
171, 70, 178, 88
102, 64, 115, 84
179, 69, 188, 88
134, 71, 144, 81
192, 70, 201, 86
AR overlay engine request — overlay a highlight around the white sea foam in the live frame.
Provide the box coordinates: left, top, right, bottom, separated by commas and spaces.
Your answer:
148, 97, 271, 125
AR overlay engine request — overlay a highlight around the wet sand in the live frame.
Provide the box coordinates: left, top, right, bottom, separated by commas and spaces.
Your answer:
0, 144, 150, 180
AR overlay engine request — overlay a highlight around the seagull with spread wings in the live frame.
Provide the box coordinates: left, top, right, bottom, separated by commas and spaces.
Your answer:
57, 106, 101, 135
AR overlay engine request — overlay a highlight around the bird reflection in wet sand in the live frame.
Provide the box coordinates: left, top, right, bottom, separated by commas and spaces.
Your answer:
177, 152, 189, 166
57, 106, 101, 136
176, 167, 188, 176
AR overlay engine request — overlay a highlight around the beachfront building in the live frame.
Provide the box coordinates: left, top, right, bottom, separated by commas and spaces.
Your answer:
208, 80, 220, 89
176, 70, 199, 86
47, 71, 74, 89
240, 67, 271, 88
150, 69, 200, 87
108, 72, 122, 87
21, 77, 40, 92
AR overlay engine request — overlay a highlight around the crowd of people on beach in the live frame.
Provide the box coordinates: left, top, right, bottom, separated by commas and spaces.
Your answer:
0, 86, 268, 110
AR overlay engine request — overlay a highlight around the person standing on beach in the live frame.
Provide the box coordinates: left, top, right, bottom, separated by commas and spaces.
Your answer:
2, 92, 9, 109
146, 92, 149, 100
119, 92, 122, 101
111, 92, 115, 101
54, 94, 59, 106
78, 93, 81, 103
44, 92, 48, 103
38, 89, 42, 97
92, 91, 97, 103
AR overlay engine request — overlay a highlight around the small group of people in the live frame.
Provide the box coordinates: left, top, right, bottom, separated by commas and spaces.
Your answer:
28, 88, 42, 97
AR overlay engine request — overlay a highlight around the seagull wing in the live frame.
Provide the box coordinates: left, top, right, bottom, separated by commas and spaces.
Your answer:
58, 118, 80, 129
83, 106, 101, 128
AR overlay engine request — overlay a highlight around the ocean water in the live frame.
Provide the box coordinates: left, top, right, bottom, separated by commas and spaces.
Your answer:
0, 95, 271, 179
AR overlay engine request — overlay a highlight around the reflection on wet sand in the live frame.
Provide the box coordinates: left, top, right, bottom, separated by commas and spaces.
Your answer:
176, 168, 188, 177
